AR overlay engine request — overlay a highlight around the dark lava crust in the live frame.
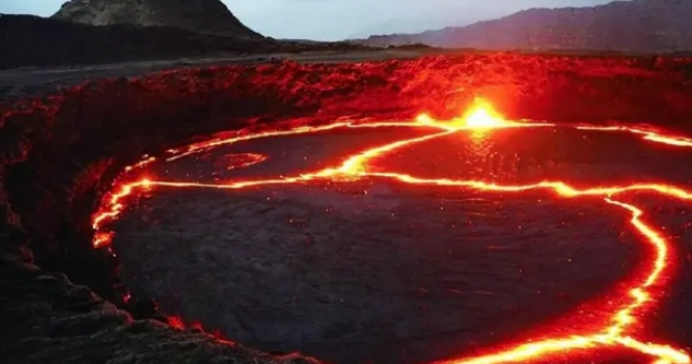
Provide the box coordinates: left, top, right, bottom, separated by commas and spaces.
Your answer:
2, 53, 692, 364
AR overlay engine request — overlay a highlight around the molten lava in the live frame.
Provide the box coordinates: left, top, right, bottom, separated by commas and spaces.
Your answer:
214, 153, 268, 171
91, 100, 692, 364
461, 98, 510, 129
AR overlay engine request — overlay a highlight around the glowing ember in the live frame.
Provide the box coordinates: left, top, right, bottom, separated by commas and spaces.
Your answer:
91, 100, 692, 364
213, 153, 268, 171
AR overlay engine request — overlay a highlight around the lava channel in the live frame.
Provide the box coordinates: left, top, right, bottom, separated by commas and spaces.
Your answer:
92, 99, 692, 364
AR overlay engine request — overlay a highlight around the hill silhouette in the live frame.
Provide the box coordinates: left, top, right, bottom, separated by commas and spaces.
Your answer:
0, 14, 277, 69
53, 0, 262, 38
0, 13, 368, 70
356, 0, 692, 53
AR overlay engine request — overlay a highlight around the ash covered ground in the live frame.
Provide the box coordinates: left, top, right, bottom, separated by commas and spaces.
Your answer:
108, 126, 692, 364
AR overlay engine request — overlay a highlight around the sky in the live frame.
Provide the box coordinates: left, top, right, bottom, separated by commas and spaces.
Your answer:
0, 0, 617, 41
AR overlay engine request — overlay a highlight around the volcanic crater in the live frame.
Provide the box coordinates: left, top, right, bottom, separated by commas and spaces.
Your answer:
3, 53, 692, 364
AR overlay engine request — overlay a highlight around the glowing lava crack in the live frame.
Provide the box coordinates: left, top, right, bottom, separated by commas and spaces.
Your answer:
91, 100, 692, 364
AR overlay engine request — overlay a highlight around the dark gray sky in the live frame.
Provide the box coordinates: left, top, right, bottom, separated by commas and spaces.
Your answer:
0, 0, 618, 40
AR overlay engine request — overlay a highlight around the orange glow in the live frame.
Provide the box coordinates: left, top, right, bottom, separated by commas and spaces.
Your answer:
460, 98, 509, 129
576, 125, 692, 148
415, 99, 549, 132
167, 315, 185, 330
91, 101, 692, 364
215, 153, 268, 171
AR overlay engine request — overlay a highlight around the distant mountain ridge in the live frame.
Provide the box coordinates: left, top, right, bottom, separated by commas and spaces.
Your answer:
53, 0, 263, 39
347, 16, 474, 40
354, 0, 692, 53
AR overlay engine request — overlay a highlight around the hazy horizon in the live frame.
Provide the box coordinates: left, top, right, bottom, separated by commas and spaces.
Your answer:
0, 0, 621, 41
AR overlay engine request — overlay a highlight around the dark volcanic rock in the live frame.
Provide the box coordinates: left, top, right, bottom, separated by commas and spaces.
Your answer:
0, 15, 276, 69
0, 13, 366, 70
357, 0, 692, 53
53, 0, 263, 38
